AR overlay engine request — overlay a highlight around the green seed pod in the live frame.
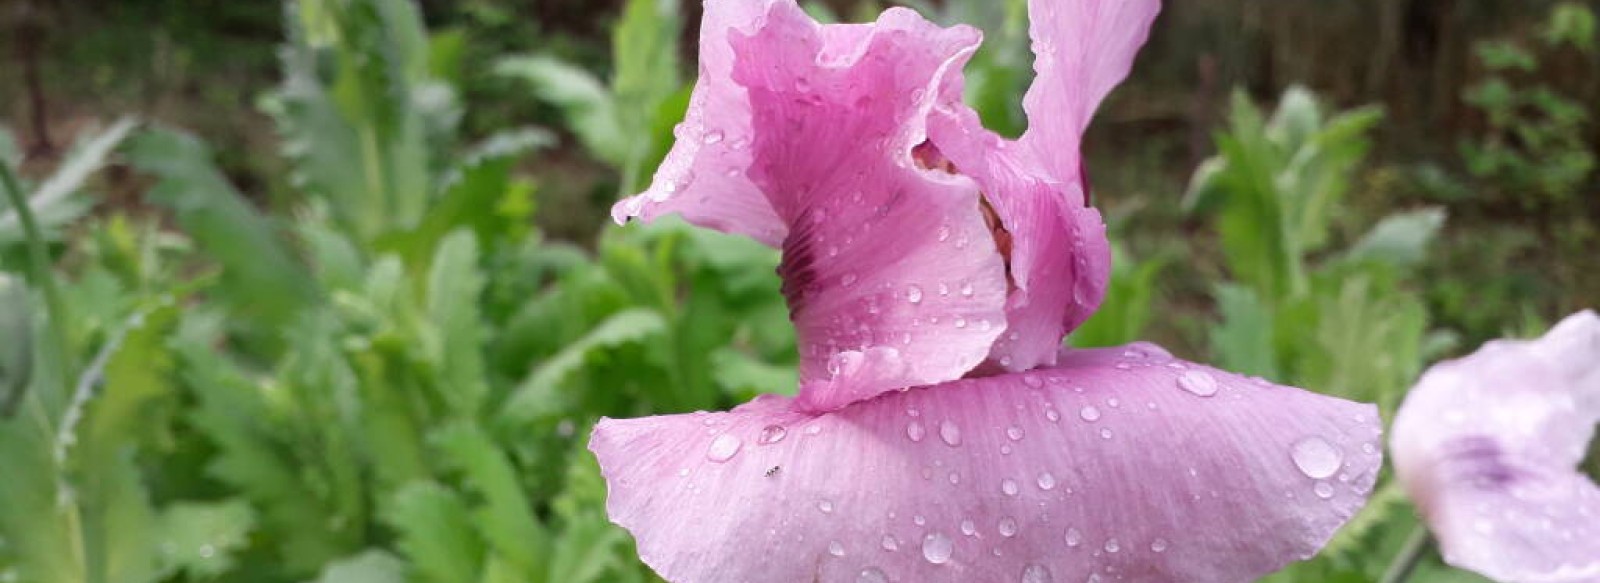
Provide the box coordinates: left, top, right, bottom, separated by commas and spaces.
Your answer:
0, 273, 33, 417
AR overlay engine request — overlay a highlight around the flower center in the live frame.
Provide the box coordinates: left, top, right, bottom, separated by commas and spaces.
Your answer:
912, 140, 1016, 288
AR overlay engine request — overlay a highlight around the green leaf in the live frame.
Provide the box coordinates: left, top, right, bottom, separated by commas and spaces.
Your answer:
426, 230, 489, 415
156, 499, 256, 579
1341, 208, 1447, 269
500, 309, 667, 424
125, 127, 318, 327
0, 118, 137, 243
1070, 245, 1164, 348
496, 56, 626, 165
711, 347, 797, 399
0, 275, 32, 416
1209, 283, 1280, 379
307, 550, 408, 583
430, 422, 549, 580
387, 481, 483, 583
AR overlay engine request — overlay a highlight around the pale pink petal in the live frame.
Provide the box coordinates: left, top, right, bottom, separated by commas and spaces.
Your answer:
722, 3, 1011, 411
592, 343, 1382, 583
611, 0, 789, 246
1020, 0, 1162, 181
1392, 311, 1600, 583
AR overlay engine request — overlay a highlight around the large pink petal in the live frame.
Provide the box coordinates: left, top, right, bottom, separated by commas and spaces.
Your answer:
592, 343, 1382, 582
1392, 311, 1600, 583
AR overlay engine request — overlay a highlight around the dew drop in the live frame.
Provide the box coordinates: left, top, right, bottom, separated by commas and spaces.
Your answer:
960, 282, 975, 297
1064, 527, 1082, 547
757, 425, 787, 445
1313, 481, 1336, 499
1104, 538, 1120, 553
1006, 426, 1025, 441
954, 316, 968, 329
1150, 538, 1170, 553
818, 499, 835, 513
1290, 436, 1343, 479
1045, 408, 1061, 423
829, 540, 846, 557
1099, 428, 1114, 440
961, 519, 977, 536
702, 130, 726, 145
907, 285, 924, 304
1079, 406, 1101, 422
908, 419, 934, 442
1021, 564, 1053, 583
841, 273, 859, 286
706, 434, 742, 462
1037, 472, 1057, 491
1023, 374, 1044, 388
858, 568, 889, 583
998, 517, 1019, 537
1361, 442, 1377, 455
1177, 370, 1219, 397
914, 515, 926, 526
939, 420, 962, 446
938, 225, 952, 242
1002, 478, 1020, 497
922, 532, 954, 564
882, 534, 900, 551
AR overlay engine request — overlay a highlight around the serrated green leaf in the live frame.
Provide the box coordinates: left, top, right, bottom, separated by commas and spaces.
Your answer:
501, 309, 667, 423
430, 422, 549, 581
307, 550, 407, 583
124, 127, 318, 327
0, 118, 137, 243
1210, 283, 1280, 379
427, 230, 488, 415
156, 499, 255, 579
496, 56, 625, 165
1341, 208, 1447, 269
387, 481, 483, 583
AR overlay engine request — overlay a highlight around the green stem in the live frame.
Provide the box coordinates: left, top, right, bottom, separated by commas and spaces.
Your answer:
1381, 526, 1434, 583
0, 162, 73, 410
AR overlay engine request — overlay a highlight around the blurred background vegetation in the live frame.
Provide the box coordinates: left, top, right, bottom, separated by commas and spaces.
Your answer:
0, 0, 1595, 582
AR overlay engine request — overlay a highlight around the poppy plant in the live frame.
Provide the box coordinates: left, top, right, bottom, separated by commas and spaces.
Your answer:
593, 0, 1383, 581
1391, 310, 1599, 583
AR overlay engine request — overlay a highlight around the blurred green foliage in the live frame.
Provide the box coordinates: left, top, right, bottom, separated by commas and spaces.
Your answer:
0, 0, 1595, 582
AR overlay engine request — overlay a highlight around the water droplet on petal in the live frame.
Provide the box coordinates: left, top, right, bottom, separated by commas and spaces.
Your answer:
1006, 426, 1025, 441
858, 567, 889, 583
939, 420, 962, 446
1150, 538, 1169, 553
998, 517, 1019, 537
1064, 527, 1082, 547
902, 419, 928, 442
1099, 428, 1113, 440
954, 316, 967, 329
938, 225, 952, 242
922, 533, 954, 564
829, 540, 846, 557
1104, 538, 1120, 553
818, 499, 835, 514
907, 285, 924, 304
706, 434, 742, 462
758, 425, 787, 445
1177, 370, 1219, 397
1045, 408, 1061, 422
961, 519, 977, 536
702, 130, 726, 145
1079, 406, 1101, 422
1002, 478, 1020, 497
841, 273, 859, 286
1021, 564, 1053, 583
1314, 481, 1335, 499
960, 282, 975, 297
1023, 374, 1044, 388
882, 534, 900, 551
1037, 472, 1057, 490
1290, 436, 1343, 479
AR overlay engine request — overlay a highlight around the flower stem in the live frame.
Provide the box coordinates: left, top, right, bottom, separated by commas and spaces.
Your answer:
0, 162, 72, 413
1381, 526, 1434, 583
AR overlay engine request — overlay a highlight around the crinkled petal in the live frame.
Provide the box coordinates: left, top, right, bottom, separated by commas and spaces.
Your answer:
927, 107, 1110, 372
1020, 0, 1161, 180
1392, 310, 1600, 583
592, 343, 1382, 583
718, 3, 1011, 411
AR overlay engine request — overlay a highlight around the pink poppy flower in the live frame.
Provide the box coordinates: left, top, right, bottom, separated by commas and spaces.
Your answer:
595, 1, 1383, 581
1391, 311, 1599, 583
